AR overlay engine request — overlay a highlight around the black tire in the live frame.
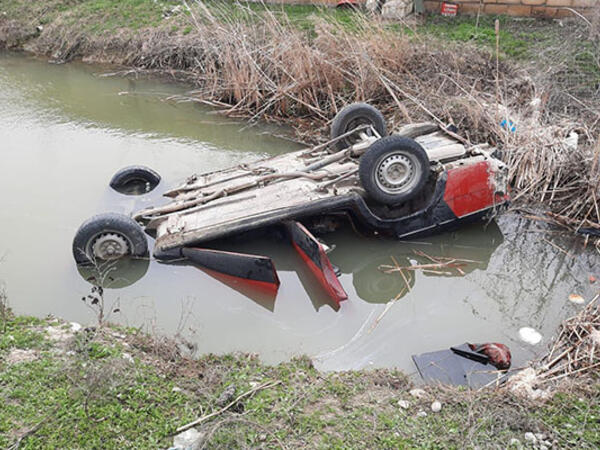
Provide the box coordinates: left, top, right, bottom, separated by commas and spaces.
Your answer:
72, 213, 148, 265
330, 103, 387, 151
109, 165, 161, 195
359, 135, 429, 205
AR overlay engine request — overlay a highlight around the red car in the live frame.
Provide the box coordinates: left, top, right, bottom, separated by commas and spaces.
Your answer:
73, 104, 509, 304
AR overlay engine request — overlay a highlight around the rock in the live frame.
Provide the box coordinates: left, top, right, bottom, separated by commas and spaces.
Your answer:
409, 388, 427, 398
381, 0, 413, 20
416, 411, 427, 417
366, 0, 384, 12
508, 368, 550, 400
217, 385, 236, 406
430, 400, 442, 413
173, 428, 203, 449
518, 327, 542, 345
524, 432, 537, 444
6, 349, 38, 365
397, 399, 410, 409
535, 433, 546, 441
45, 326, 73, 342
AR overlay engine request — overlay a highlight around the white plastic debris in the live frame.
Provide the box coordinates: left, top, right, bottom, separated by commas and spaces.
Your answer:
568, 293, 585, 305
70, 322, 82, 332
519, 327, 542, 345
564, 131, 579, 151
430, 401, 442, 413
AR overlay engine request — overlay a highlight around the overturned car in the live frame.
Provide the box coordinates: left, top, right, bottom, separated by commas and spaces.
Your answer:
73, 104, 509, 304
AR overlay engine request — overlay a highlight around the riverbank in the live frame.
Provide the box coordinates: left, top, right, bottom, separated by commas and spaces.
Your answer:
1, 309, 599, 448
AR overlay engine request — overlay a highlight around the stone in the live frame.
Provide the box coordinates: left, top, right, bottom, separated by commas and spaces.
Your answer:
430, 400, 442, 412
524, 432, 537, 444
6, 349, 38, 365
45, 325, 73, 342
381, 0, 414, 20
217, 385, 236, 406
173, 428, 203, 449
508, 368, 550, 400
397, 399, 410, 409
409, 388, 427, 398
366, 0, 384, 12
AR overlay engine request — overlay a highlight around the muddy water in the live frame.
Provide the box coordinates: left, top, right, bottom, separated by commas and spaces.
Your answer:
1, 52, 597, 373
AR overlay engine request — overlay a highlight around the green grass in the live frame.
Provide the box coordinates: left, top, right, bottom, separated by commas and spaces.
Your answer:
420, 16, 530, 58
0, 313, 599, 448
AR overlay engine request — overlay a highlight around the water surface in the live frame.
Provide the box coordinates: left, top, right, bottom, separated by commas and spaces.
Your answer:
0, 52, 596, 373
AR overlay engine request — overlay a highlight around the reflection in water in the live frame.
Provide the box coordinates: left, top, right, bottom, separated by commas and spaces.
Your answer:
77, 257, 150, 289
75, 221, 504, 309
330, 221, 504, 304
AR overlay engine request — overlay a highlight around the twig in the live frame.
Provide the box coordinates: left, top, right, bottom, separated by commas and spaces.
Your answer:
176, 380, 282, 433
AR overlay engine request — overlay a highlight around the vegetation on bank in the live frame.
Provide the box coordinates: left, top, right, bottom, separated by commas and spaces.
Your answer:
2, 2, 599, 239
0, 311, 599, 448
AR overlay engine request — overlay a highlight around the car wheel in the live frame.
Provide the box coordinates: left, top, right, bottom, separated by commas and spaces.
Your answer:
330, 103, 386, 151
72, 213, 148, 265
109, 165, 161, 195
359, 135, 429, 205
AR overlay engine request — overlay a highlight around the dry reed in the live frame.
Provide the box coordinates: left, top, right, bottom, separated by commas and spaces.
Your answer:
26, 2, 600, 230
537, 294, 600, 384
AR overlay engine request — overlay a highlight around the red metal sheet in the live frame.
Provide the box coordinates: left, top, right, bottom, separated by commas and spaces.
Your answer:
286, 221, 348, 306
182, 247, 280, 292
443, 161, 508, 218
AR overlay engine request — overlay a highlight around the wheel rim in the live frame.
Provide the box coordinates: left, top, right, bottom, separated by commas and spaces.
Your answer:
88, 233, 130, 261
374, 151, 421, 195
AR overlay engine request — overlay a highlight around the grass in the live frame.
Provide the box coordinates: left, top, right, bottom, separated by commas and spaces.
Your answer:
0, 313, 599, 448
420, 16, 530, 58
